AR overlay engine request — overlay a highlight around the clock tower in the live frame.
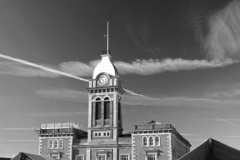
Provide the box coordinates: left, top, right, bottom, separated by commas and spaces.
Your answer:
86, 22, 124, 145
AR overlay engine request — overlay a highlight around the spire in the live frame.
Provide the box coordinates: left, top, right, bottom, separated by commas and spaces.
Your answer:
107, 21, 109, 54
93, 21, 119, 79
103, 21, 110, 55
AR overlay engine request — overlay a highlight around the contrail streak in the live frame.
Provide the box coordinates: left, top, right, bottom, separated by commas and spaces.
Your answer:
0, 53, 145, 97
215, 117, 239, 127
124, 89, 153, 99
0, 53, 89, 82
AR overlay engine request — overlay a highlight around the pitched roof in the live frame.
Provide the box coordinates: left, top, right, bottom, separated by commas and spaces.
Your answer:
11, 152, 55, 160
145, 120, 162, 125
179, 138, 240, 160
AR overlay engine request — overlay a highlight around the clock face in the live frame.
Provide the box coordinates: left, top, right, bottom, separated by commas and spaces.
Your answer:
98, 75, 108, 85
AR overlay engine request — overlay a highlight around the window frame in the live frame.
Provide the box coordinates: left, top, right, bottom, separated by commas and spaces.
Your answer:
53, 139, 58, 149
103, 97, 110, 120
145, 153, 157, 160
50, 153, 60, 159
76, 154, 85, 160
149, 136, 154, 146
119, 154, 130, 160
95, 97, 102, 120
142, 136, 148, 146
48, 139, 53, 149
97, 154, 106, 160
155, 136, 161, 146
58, 139, 63, 149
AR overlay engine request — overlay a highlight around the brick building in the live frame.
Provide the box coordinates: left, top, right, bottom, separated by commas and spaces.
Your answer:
35, 23, 191, 160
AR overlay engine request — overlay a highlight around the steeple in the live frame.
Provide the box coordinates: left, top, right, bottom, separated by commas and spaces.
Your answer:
87, 22, 124, 144
92, 22, 119, 79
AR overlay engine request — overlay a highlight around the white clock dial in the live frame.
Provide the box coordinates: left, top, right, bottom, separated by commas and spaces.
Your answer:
98, 75, 108, 85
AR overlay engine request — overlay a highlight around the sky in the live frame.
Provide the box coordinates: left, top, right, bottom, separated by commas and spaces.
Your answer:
0, 0, 240, 157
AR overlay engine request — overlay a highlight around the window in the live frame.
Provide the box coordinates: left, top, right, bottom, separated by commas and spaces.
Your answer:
58, 139, 63, 149
120, 155, 129, 160
143, 136, 148, 146
104, 97, 110, 119
97, 154, 106, 160
118, 102, 121, 120
146, 154, 156, 160
95, 98, 101, 120
76, 155, 84, 160
149, 137, 154, 146
50, 153, 60, 159
155, 136, 160, 146
53, 139, 58, 149
94, 131, 111, 137
48, 139, 53, 149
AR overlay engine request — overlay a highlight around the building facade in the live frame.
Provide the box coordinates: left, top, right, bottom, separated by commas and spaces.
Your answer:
36, 29, 191, 160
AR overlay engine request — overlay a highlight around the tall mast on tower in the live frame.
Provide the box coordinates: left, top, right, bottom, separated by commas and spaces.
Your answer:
106, 21, 110, 54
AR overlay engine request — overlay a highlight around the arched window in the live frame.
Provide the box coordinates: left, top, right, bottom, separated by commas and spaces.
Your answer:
118, 101, 121, 121
58, 139, 63, 149
95, 98, 101, 120
155, 136, 160, 146
149, 137, 154, 146
104, 97, 110, 119
143, 136, 148, 146
53, 139, 58, 149
48, 139, 53, 149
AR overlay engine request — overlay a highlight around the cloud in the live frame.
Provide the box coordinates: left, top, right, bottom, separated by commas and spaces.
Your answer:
59, 60, 99, 77
0, 128, 34, 131
180, 133, 202, 136
0, 139, 37, 142
114, 58, 237, 75
123, 93, 240, 108
0, 53, 238, 83
60, 58, 237, 77
29, 111, 88, 117
0, 61, 59, 77
36, 89, 88, 103
204, 83, 240, 100
215, 117, 239, 127
0, 53, 89, 82
35, 88, 240, 108
204, 0, 240, 61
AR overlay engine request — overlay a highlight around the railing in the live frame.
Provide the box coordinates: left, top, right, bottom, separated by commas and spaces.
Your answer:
40, 122, 83, 130
132, 124, 174, 130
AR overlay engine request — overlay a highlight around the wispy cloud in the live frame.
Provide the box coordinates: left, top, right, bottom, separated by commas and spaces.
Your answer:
36, 89, 88, 103
0, 53, 89, 82
60, 58, 237, 77
35, 88, 240, 108
204, 83, 240, 100
0, 139, 37, 142
29, 111, 88, 117
0, 54, 237, 80
204, 0, 240, 61
180, 133, 202, 136
123, 94, 240, 108
215, 117, 239, 127
113, 58, 237, 75
0, 128, 34, 131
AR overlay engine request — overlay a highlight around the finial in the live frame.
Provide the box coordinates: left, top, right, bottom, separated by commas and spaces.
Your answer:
107, 21, 109, 54
102, 21, 111, 55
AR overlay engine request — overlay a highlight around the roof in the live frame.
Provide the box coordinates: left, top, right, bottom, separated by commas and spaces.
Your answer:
11, 152, 55, 160
145, 120, 162, 125
0, 158, 11, 160
131, 121, 191, 147
93, 54, 119, 79
179, 138, 240, 160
